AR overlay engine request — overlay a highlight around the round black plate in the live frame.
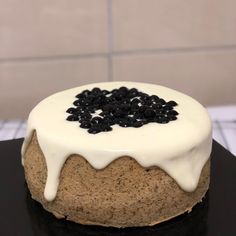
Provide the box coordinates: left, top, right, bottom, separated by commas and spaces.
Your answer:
0, 139, 235, 236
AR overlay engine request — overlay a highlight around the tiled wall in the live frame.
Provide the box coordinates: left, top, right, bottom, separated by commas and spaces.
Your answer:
1, 0, 236, 118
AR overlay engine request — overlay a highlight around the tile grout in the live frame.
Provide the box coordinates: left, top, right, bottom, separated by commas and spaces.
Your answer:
1, 45, 236, 64
107, 0, 113, 82
112, 44, 236, 57
0, 53, 108, 64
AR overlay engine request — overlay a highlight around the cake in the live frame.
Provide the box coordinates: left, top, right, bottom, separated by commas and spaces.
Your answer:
21, 81, 212, 228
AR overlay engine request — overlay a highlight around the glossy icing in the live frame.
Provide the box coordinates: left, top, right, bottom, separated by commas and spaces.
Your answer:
21, 82, 212, 202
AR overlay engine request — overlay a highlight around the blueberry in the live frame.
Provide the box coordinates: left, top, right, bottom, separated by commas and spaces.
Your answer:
102, 90, 110, 95
156, 109, 166, 115
73, 109, 85, 116
102, 125, 112, 132
66, 107, 77, 114
168, 115, 177, 121
91, 117, 103, 124
128, 88, 138, 98
133, 121, 143, 127
67, 115, 79, 121
87, 106, 96, 113
114, 93, 124, 101
88, 127, 101, 134
158, 98, 166, 105
119, 86, 129, 94
114, 109, 126, 118
156, 117, 169, 124
103, 116, 115, 125
141, 119, 148, 125
103, 104, 113, 112
118, 121, 130, 127
163, 105, 173, 111
152, 104, 162, 110
80, 122, 91, 128
81, 90, 91, 96
131, 98, 141, 104
166, 101, 178, 107
144, 109, 156, 118
167, 110, 179, 116
120, 104, 130, 111
139, 92, 149, 98
142, 99, 152, 106
99, 111, 110, 117
73, 100, 82, 106
121, 98, 130, 104
150, 95, 159, 101
80, 113, 92, 120
75, 93, 85, 99
133, 113, 144, 119
111, 88, 118, 94
92, 87, 101, 94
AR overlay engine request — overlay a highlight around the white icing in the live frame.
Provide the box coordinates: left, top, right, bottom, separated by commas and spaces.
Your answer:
21, 82, 212, 202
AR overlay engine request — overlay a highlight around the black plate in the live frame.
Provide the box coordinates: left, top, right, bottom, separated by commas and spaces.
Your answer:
0, 139, 235, 236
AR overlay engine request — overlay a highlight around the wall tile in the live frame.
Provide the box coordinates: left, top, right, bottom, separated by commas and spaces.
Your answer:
113, 51, 236, 106
113, 0, 236, 51
0, 58, 108, 118
0, 0, 108, 59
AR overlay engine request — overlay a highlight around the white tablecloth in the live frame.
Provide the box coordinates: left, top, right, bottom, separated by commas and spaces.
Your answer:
0, 106, 235, 156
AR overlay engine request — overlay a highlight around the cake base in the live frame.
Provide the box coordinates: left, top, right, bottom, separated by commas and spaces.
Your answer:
23, 131, 210, 228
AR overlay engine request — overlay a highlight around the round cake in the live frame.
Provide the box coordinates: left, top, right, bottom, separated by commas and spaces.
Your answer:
22, 81, 212, 228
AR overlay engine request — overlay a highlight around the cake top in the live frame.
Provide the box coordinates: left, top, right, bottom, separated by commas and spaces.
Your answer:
22, 81, 212, 201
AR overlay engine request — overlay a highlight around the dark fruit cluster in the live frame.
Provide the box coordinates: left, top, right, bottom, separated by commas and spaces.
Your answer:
66, 87, 179, 134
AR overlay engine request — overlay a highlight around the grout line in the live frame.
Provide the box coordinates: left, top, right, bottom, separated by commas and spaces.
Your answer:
215, 120, 230, 150
0, 52, 108, 64
107, 55, 113, 82
1, 45, 236, 64
112, 44, 236, 57
107, 0, 113, 81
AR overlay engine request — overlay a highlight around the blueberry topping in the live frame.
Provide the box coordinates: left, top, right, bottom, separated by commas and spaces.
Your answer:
66, 86, 179, 133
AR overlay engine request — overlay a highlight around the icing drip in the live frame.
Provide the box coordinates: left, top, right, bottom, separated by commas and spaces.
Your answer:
21, 82, 212, 202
